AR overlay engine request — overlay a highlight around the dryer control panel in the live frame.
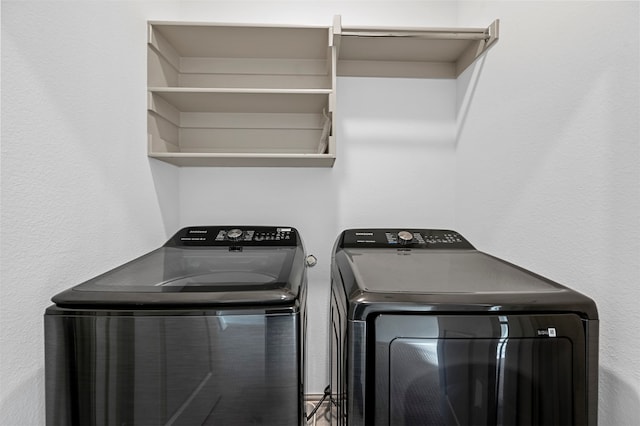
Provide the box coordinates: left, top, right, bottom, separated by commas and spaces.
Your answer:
166, 226, 298, 247
340, 229, 474, 249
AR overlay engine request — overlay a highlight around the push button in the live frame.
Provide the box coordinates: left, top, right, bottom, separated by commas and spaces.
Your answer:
226, 228, 244, 241
397, 231, 414, 244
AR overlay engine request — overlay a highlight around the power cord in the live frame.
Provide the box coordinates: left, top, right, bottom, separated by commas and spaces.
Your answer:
306, 385, 331, 422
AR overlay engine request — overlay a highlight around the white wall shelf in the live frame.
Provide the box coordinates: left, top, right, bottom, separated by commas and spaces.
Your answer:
147, 17, 498, 167
334, 17, 499, 79
147, 21, 336, 167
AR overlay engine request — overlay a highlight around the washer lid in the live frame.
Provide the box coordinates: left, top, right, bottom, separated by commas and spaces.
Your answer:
52, 242, 304, 307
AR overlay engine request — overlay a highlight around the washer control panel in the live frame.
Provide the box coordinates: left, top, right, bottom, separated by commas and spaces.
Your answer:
166, 226, 298, 247
341, 229, 474, 249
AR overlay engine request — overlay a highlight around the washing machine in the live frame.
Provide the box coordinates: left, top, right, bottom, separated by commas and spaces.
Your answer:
329, 228, 598, 426
45, 226, 310, 426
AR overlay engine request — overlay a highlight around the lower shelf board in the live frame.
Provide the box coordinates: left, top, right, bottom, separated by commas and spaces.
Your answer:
149, 152, 336, 167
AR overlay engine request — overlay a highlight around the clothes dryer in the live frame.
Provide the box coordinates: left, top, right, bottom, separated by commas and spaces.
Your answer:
45, 226, 308, 426
329, 228, 598, 426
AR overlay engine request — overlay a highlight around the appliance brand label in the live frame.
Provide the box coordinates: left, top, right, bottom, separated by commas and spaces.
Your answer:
355, 232, 374, 236
537, 327, 557, 337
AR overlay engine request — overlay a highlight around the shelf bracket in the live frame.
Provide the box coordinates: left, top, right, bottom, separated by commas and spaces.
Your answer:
484, 19, 500, 53
455, 19, 500, 76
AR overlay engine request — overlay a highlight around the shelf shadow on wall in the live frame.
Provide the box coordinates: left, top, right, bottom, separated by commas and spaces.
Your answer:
148, 159, 180, 237
455, 54, 487, 148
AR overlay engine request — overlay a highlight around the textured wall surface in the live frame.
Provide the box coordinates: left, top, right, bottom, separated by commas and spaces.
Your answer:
1, 2, 180, 425
1, 1, 638, 425
455, 2, 640, 425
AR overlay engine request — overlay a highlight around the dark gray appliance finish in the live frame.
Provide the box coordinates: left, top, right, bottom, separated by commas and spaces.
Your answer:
45, 226, 308, 426
329, 228, 598, 426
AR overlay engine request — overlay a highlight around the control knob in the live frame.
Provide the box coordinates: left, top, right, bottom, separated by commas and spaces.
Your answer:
397, 231, 414, 245
226, 228, 244, 241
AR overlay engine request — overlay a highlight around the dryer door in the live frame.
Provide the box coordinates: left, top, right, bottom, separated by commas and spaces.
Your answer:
373, 314, 588, 426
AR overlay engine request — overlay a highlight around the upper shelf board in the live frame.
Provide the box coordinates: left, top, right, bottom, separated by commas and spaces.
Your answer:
148, 21, 332, 60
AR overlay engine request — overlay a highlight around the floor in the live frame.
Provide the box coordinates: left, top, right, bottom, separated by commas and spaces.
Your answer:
305, 397, 332, 426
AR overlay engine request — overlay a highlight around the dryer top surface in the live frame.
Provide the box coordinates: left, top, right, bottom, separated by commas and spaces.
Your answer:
344, 249, 561, 294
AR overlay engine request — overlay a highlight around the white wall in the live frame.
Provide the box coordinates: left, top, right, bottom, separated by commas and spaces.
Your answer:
2, 2, 180, 425
1, 1, 638, 425
455, 1, 640, 425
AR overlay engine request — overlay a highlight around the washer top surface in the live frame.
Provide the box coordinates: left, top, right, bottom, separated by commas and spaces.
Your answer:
51, 226, 305, 308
